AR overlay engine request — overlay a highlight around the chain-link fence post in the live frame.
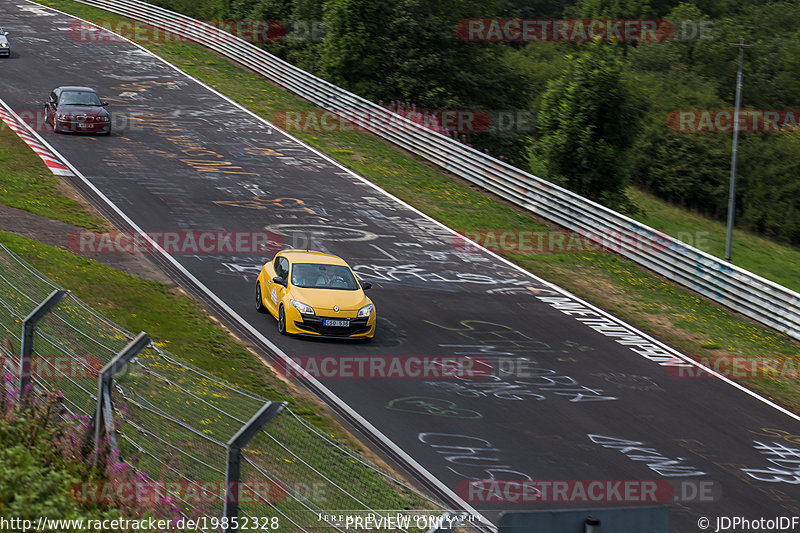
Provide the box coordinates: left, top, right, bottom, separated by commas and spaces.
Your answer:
20, 289, 68, 399
225, 401, 287, 533
1, 339, 14, 397
92, 332, 150, 454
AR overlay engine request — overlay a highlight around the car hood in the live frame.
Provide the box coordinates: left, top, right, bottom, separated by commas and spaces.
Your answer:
57, 105, 107, 117
289, 286, 369, 313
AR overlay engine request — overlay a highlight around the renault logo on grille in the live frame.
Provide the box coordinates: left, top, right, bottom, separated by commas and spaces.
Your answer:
333, 306, 339, 312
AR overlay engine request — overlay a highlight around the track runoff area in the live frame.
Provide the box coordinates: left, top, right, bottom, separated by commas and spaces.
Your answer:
1, 2, 799, 530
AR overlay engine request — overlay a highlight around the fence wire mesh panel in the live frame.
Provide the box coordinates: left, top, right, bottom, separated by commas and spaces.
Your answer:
30, 294, 133, 414
0, 244, 58, 309
240, 412, 435, 532
0, 244, 489, 530
0, 244, 57, 388
69, 0, 800, 342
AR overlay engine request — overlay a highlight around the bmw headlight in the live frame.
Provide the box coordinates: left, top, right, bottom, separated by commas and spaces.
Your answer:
357, 304, 373, 318
290, 299, 315, 315
98, 115, 110, 122
0, 44, 7, 48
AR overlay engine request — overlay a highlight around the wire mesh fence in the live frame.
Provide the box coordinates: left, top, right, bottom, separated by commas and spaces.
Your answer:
0, 243, 488, 532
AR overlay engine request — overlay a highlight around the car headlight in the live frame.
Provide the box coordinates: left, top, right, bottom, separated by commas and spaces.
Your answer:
0, 44, 7, 48
98, 115, 110, 122
290, 299, 315, 315
357, 304, 373, 318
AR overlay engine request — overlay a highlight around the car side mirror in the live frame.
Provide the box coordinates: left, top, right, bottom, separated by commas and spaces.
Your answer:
3, 32, 8, 36
361, 282, 372, 290
101, 101, 109, 107
272, 276, 287, 287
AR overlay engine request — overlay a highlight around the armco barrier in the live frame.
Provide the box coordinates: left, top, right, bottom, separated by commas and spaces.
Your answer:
63, 0, 800, 340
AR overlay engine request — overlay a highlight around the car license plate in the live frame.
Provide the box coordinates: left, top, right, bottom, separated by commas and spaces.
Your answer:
324, 319, 349, 327
78, 124, 91, 129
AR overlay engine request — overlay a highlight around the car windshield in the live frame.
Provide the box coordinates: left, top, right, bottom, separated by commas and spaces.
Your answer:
60, 91, 102, 106
291, 263, 359, 290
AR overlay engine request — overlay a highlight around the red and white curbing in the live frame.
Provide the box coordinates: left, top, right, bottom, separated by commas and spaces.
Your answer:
0, 102, 74, 177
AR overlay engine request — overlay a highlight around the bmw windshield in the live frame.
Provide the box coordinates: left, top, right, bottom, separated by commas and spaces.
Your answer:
60, 91, 102, 106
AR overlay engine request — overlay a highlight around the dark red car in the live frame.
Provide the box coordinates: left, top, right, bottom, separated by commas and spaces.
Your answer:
44, 86, 111, 135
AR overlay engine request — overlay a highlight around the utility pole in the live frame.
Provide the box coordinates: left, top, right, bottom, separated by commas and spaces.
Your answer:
725, 38, 751, 262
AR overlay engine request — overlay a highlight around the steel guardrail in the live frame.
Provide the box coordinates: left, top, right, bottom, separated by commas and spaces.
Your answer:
68, 0, 800, 340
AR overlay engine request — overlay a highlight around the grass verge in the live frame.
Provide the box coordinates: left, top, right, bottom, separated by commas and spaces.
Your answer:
0, 124, 108, 231
630, 187, 800, 293
26, 0, 800, 414
1, 230, 338, 430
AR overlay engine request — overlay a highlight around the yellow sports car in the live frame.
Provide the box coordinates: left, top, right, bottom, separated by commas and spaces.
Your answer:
255, 250, 376, 339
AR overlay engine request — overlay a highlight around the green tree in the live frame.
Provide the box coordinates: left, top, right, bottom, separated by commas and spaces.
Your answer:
627, 62, 729, 216
318, 0, 388, 99
738, 134, 800, 244
531, 42, 644, 212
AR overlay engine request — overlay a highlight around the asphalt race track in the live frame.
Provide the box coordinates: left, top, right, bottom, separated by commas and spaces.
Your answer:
2, 2, 800, 530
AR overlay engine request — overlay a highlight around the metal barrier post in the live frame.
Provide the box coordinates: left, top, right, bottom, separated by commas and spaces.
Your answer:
224, 401, 287, 533
19, 289, 68, 397
93, 332, 150, 452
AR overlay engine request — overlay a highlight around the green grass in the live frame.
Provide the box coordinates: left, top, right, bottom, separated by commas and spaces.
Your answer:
24, 0, 800, 415
0, 125, 108, 231
0, 230, 327, 427
631, 187, 800, 293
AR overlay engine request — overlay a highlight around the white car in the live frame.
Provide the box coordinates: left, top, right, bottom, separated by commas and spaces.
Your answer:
0, 27, 9, 57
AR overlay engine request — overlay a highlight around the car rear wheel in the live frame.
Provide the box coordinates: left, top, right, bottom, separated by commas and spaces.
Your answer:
255, 282, 267, 313
277, 304, 287, 335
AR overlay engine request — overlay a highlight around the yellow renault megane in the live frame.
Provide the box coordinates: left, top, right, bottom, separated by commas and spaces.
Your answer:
256, 250, 376, 339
